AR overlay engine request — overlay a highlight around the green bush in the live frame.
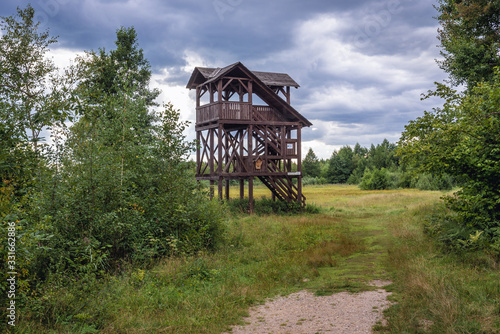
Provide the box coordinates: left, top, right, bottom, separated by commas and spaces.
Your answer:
18, 101, 226, 287
302, 176, 328, 185
424, 189, 500, 258
414, 173, 454, 191
359, 168, 391, 190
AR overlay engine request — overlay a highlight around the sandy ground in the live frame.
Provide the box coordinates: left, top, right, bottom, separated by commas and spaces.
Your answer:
224, 280, 393, 334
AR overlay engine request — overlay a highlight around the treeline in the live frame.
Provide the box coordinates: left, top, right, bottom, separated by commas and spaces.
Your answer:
302, 139, 456, 191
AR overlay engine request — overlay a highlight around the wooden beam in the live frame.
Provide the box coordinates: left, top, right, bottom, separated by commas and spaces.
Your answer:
196, 86, 201, 108
218, 80, 223, 102
196, 130, 201, 175
209, 128, 214, 176
249, 177, 254, 214
218, 124, 223, 200
219, 177, 223, 201
297, 126, 302, 206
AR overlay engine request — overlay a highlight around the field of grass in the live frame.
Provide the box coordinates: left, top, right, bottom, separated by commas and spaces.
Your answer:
16, 184, 500, 333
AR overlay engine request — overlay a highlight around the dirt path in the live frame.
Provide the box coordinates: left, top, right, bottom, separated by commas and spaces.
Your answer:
225, 191, 400, 333
225, 280, 392, 334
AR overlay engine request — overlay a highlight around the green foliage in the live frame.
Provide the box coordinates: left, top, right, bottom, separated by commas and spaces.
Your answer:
359, 168, 391, 190
436, 0, 500, 88
413, 173, 454, 191
302, 176, 328, 186
28, 97, 224, 277
366, 139, 398, 170
0, 9, 225, 330
77, 26, 160, 107
323, 140, 400, 186
399, 69, 500, 254
0, 4, 72, 188
326, 146, 355, 183
302, 148, 321, 178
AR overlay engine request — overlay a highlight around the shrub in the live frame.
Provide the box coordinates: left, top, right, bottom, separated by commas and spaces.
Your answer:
18, 102, 226, 285
359, 168, 391, 190
415, 173, 454, 191
302, 176, 328, 185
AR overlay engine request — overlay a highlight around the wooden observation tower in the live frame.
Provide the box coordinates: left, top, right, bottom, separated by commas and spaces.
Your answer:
186, 62, 312, 212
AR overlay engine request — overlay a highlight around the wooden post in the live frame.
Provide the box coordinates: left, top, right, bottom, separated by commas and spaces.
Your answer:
225, 128, 230, 201
196, 130, 200, 176
218, 80, 223, 102
239, 129, 244, 173
210, 180, 214, 199
209, 128, 214, 176
249, 176, 254, 214
218, 177, 223, 201
218, 124, 223, 200
287, 128, 292, 173
248, 125, 253, 175
248, 123, 253, 214
248, 81, 252, 105
240, 179, 244, 199
297, 126, 302, 206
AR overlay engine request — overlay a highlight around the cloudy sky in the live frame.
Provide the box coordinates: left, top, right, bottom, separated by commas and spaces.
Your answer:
1, 0, 447, 159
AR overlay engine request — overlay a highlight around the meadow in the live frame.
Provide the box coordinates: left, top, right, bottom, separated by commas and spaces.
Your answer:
16, 184, 500, 333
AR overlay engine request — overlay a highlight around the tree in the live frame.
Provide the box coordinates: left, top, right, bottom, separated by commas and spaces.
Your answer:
0, 5, 69, 152
28, 71, 224, 278
77, 26, 160, 108
0, 4, 73, 199
436, 0, 500, 88
397, 0, 500, 252
326, 146, 355, 184
302, 148, 321, 177
398, 70, 500, 250
366, 139, 398, 170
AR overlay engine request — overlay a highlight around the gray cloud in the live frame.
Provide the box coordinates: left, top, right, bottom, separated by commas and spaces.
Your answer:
1, 0, 446, 157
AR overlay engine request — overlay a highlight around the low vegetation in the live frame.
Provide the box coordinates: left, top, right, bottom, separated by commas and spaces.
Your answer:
4, 184, 498, 333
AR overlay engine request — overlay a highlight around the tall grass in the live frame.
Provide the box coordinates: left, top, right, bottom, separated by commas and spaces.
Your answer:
14, 185, 500, 333
383, 203, 500, 333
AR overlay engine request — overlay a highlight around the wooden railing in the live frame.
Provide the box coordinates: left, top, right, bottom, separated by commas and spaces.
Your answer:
221, 102, 250, 120
196, 103, 219, 123
253, 105, 284, 122
196, 102, 251, 123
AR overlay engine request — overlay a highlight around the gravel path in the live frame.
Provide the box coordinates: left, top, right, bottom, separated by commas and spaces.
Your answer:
224, 280, 392, 334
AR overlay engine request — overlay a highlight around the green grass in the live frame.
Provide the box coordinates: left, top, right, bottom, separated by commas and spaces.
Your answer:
14, 184, 500, 333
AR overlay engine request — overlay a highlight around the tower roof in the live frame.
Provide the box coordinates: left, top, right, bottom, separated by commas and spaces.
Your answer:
186, 62, 311, 127
186, 63, 299, 89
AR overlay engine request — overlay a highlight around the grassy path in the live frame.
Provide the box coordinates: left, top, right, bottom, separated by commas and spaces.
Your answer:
301, 187, 440, 293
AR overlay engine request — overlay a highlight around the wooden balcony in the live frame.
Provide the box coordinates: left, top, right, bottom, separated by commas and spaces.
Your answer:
196, 102, 282, 124
196, 102, 251, 124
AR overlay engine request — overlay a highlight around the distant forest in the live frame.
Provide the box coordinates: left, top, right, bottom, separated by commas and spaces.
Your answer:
301, 139, 457, 191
